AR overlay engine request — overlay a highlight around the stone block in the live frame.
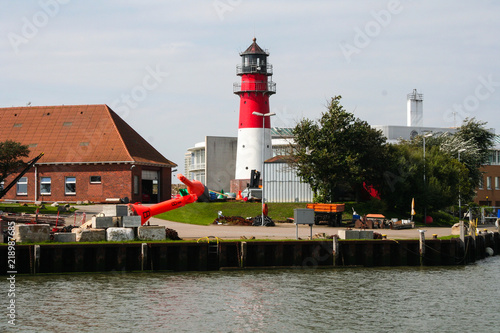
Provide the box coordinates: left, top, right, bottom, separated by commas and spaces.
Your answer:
106, 227, 135, 242
14, 224, 50, 243
338, 229, 360, 240
359, 230, 374, 240
102, 205, 128, 217
72, 228, 106, 242
53, 232, 76, 242
92, 216, 114, 229
138, 226, 166, 241
122, 216, 142, 228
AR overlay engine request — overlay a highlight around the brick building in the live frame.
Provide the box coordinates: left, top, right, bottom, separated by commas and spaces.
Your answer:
476, 141, 500, 207
0, 105, 176, 203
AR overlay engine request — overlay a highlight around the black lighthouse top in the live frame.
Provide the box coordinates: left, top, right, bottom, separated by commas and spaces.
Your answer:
237, 38, 272, 76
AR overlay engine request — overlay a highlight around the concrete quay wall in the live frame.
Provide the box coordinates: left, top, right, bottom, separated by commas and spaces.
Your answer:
1, 233, 499, 275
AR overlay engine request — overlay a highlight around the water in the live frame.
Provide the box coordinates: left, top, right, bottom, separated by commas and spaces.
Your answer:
3, 257, 500, 332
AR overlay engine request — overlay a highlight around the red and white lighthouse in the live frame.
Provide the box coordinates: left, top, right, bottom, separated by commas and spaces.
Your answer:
233, 38, 276, 180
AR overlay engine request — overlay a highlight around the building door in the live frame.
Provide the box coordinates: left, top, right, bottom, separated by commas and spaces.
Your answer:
141, 170, 160, 203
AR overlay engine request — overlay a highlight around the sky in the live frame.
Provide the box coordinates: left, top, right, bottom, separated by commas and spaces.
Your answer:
1, 0, 499, 181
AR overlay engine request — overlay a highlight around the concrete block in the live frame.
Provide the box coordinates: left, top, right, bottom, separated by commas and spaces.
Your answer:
138, 226, 166, 241
122, 216, 142, 228
359, 230, 374, 240
53, 232, 76, 242
92, 216, 114, 229
72, 228, 106, 242
106, 227, 135, 242
14, 224, 50, 243
338, 229, 359, 240
102, 205, 128, 217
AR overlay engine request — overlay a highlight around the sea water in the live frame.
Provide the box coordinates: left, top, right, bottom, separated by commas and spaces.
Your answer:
3, 256, 500, 332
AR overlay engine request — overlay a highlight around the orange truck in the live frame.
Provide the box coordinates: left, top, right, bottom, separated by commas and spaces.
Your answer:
305, 203, 345, 227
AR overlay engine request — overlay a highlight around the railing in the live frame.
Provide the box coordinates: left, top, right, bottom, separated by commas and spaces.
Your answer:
236, 63, 273, 75
189, 163, 205, 171
233, 81, 276, 94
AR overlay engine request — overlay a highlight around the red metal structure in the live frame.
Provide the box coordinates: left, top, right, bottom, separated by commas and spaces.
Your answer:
129, 173, 205, 225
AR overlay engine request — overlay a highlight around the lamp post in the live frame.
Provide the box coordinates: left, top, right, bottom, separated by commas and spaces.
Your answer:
458, 148, 466, 220
422, 131, 433, 223
252, 111, 276, 226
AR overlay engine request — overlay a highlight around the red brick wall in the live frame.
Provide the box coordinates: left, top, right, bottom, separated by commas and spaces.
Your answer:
1, 164, 172, 203
476, 165, 500, 206
230, 179, 251, 194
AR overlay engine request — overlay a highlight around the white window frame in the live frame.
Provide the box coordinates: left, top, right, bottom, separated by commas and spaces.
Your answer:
40, 177, 51, 195
487, 176, 492, 190
65, 177, 76, 195
16, 177, 28, 195
90, 176, 101, 184
495, 177, 500, 190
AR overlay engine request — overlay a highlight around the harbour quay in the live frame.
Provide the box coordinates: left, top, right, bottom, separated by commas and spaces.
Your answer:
1, 232, 499, 275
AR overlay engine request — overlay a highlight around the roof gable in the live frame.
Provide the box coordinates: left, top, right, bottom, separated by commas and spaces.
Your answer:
0, 104, 176, 167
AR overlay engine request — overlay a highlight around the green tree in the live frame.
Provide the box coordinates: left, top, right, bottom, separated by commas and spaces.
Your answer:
382, 142, 470, 215
447, 117, 495, 190
291, 96, 389, 202
0, 140, 30, 184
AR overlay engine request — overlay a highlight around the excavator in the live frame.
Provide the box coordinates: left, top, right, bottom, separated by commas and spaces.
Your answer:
129, 173, 206, 225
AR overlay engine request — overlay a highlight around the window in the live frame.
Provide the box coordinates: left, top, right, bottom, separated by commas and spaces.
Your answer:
488, 152, 495, 164
65, 177, 76, 195
17, 177, 28, 195
496, 177, 500, 190
486, 176, 492, 190
479, 177, 484, 190
40, 177, 51, 195
0, 181, 4, 191
90, 176, 101, 184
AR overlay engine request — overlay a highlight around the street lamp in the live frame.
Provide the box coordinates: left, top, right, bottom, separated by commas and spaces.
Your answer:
458, 148, 466, 220
252, 111, 276, 226
422, 131, 433, 223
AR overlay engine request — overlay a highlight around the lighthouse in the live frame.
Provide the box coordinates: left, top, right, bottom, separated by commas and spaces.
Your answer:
233, 38, 276, 181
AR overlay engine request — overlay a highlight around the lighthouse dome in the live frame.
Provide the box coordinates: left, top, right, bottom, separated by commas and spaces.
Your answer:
240, 37, 269, 55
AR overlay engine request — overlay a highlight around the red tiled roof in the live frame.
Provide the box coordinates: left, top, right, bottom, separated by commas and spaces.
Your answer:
0, 104, 176, 167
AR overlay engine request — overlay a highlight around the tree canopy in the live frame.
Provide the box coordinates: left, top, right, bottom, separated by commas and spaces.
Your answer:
382, 117, 493, 215
0, 140, 30, 184
381, 143, 470, 214
291, 96, 389, 202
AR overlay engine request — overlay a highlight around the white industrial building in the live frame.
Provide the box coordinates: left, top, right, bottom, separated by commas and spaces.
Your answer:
185, 128, 295, 194
372, 89, 458, 141
264, 156, 313, 203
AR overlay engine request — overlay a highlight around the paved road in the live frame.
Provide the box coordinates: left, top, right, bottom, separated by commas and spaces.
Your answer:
73, 205, 498, 241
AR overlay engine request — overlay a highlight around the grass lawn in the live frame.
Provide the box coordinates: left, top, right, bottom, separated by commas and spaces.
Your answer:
0, 203, 75, 215
155, 202, 309, 226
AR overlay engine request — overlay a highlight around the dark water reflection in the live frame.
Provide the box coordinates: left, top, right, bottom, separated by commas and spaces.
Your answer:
4, 256, 500, 332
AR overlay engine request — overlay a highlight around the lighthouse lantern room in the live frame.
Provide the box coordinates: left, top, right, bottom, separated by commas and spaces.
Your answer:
233, 38, 276, 181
